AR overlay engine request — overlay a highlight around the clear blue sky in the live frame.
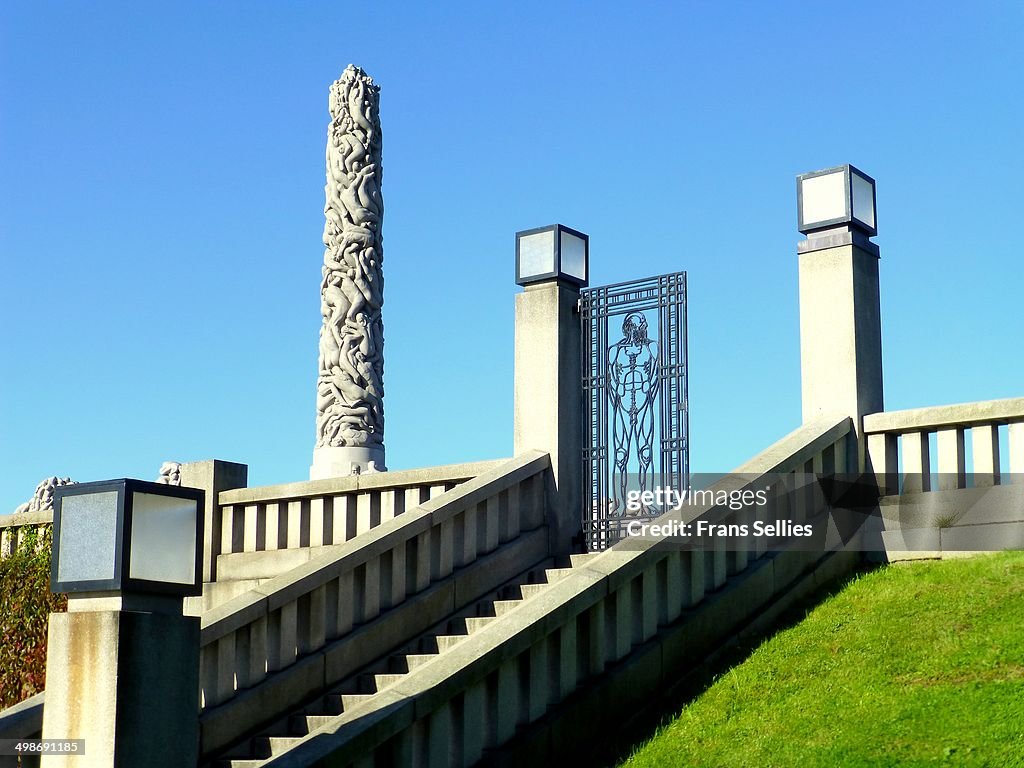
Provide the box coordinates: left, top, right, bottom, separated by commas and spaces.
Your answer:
2, 2, 1022, 512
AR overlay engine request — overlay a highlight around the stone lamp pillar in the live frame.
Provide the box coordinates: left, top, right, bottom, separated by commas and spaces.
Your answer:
513, 225, 588, 554
796, 164, 884, 471
41, 480, 204, 768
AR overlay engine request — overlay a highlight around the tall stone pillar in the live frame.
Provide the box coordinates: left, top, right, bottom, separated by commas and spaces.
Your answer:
311, 65, 387, 480
797, 165, 883, 471
514, 282, 583, 554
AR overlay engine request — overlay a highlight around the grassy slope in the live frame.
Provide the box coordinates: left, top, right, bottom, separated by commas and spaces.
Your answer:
621, 552, 1024, 768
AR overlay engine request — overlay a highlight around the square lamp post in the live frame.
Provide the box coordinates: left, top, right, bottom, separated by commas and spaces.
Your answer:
52, 478, 204, 597
515, 224, 589, 287
43, 479, 205, 768
513, 223, 589, 553
796, 164, 877, 237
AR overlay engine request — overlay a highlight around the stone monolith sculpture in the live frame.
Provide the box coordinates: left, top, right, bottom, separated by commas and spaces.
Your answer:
310, 65, 386, 478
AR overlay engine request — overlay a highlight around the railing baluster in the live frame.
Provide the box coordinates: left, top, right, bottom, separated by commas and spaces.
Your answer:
611, 584, 631, 662
1009, 422, 1024, 477
493, 659, 519, 744
380, 489, 397, 523
389, 539, 407, 607
413, 529, 432, 592
936, 427, 966, 490
867, 432, 898, 496
336, 570, 355, 635
309, 497, 327, 547
971, 425, 1001, 486
558, 619, 578, 700
286, 500, 304, 548
902, 431, 931, 493
462, 683, 486, 764
248, 615, 268, 687
505, 484, 521, 540
640, 568, 658, 641
363, 556, 381, 622
460, 507, 477, 567
684, 547, 705, 607
263, 501, 281, 550
526, 639, 549, 723
242, 504, 259, 552
484, 496, 500, 552
662, 551, 683, 624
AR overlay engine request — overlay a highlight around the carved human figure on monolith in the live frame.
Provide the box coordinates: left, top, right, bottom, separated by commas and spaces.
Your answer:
311, 65, 387, 478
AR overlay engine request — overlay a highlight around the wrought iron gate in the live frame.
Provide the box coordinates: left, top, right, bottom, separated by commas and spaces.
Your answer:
581, 272, 689, 550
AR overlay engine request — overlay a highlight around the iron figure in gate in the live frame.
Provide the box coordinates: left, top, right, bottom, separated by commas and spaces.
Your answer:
608, 312, 659, 513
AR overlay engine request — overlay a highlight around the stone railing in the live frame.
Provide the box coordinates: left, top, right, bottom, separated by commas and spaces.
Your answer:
198, 452, 550, 754
214, 459, 503, 559
0, 510, 51, 560
0, 692, 44, 766
865, 397, 1024, 494
255, 417, 854, 767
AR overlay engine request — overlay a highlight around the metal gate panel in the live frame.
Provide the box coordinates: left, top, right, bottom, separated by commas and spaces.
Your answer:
581, 272, 688, 550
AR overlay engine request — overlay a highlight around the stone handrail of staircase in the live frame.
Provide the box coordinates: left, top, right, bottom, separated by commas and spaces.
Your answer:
0, 691, 44, 761
198, 451, 550, 756
249, 416, 855, 767
865, 396, 1024, 494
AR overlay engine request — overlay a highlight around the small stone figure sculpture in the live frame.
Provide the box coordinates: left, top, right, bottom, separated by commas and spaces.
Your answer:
157, 461, 182, 485
13, 476, 76, 515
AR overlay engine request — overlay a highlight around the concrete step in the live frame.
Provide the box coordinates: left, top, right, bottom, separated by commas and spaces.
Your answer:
323, 692, 374, 713
465, 616, 496, 633
303, 695, 341, 717
300, 713, 335, 733
543, 567, 575, 584
432, 634, 467, 653
390, 653, 435, 673
225, 761, 263, 768
520, 583, 549, 599
251, 735, 301, 758
216, 544, 348, 581
569, 552, 601, 567
211, 554, 555, 765
492, 599, 523, 617
363, 672, 405, 692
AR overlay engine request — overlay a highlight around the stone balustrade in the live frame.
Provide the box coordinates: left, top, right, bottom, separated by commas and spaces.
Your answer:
197, 451, 549, 751
0, 511, 50, 560
864, 397, 1024, 495
214, 460, 504, 560
251, 417, 853, 767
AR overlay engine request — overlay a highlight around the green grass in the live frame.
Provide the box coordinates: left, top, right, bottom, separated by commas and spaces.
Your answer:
620, 552, 1024, 768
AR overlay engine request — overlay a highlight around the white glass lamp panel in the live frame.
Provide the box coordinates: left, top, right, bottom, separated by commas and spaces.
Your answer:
57, 491, 119, 583
129, 492, 197, 585
800, 171, 847, 227
851, 172, 875, 229
560, 231, 587, 281
518, 230, 555, 280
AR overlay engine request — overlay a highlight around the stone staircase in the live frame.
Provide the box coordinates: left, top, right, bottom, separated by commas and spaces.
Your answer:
0, 422, 878, 768
211, 554, 599, 767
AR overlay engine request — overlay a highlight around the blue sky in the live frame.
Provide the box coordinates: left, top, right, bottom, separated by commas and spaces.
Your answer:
2, 2, 1022, 512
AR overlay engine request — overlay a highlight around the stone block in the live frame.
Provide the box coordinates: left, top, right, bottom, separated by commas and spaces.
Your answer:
44, 610, 200, 768
940, 521, 1024, 552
